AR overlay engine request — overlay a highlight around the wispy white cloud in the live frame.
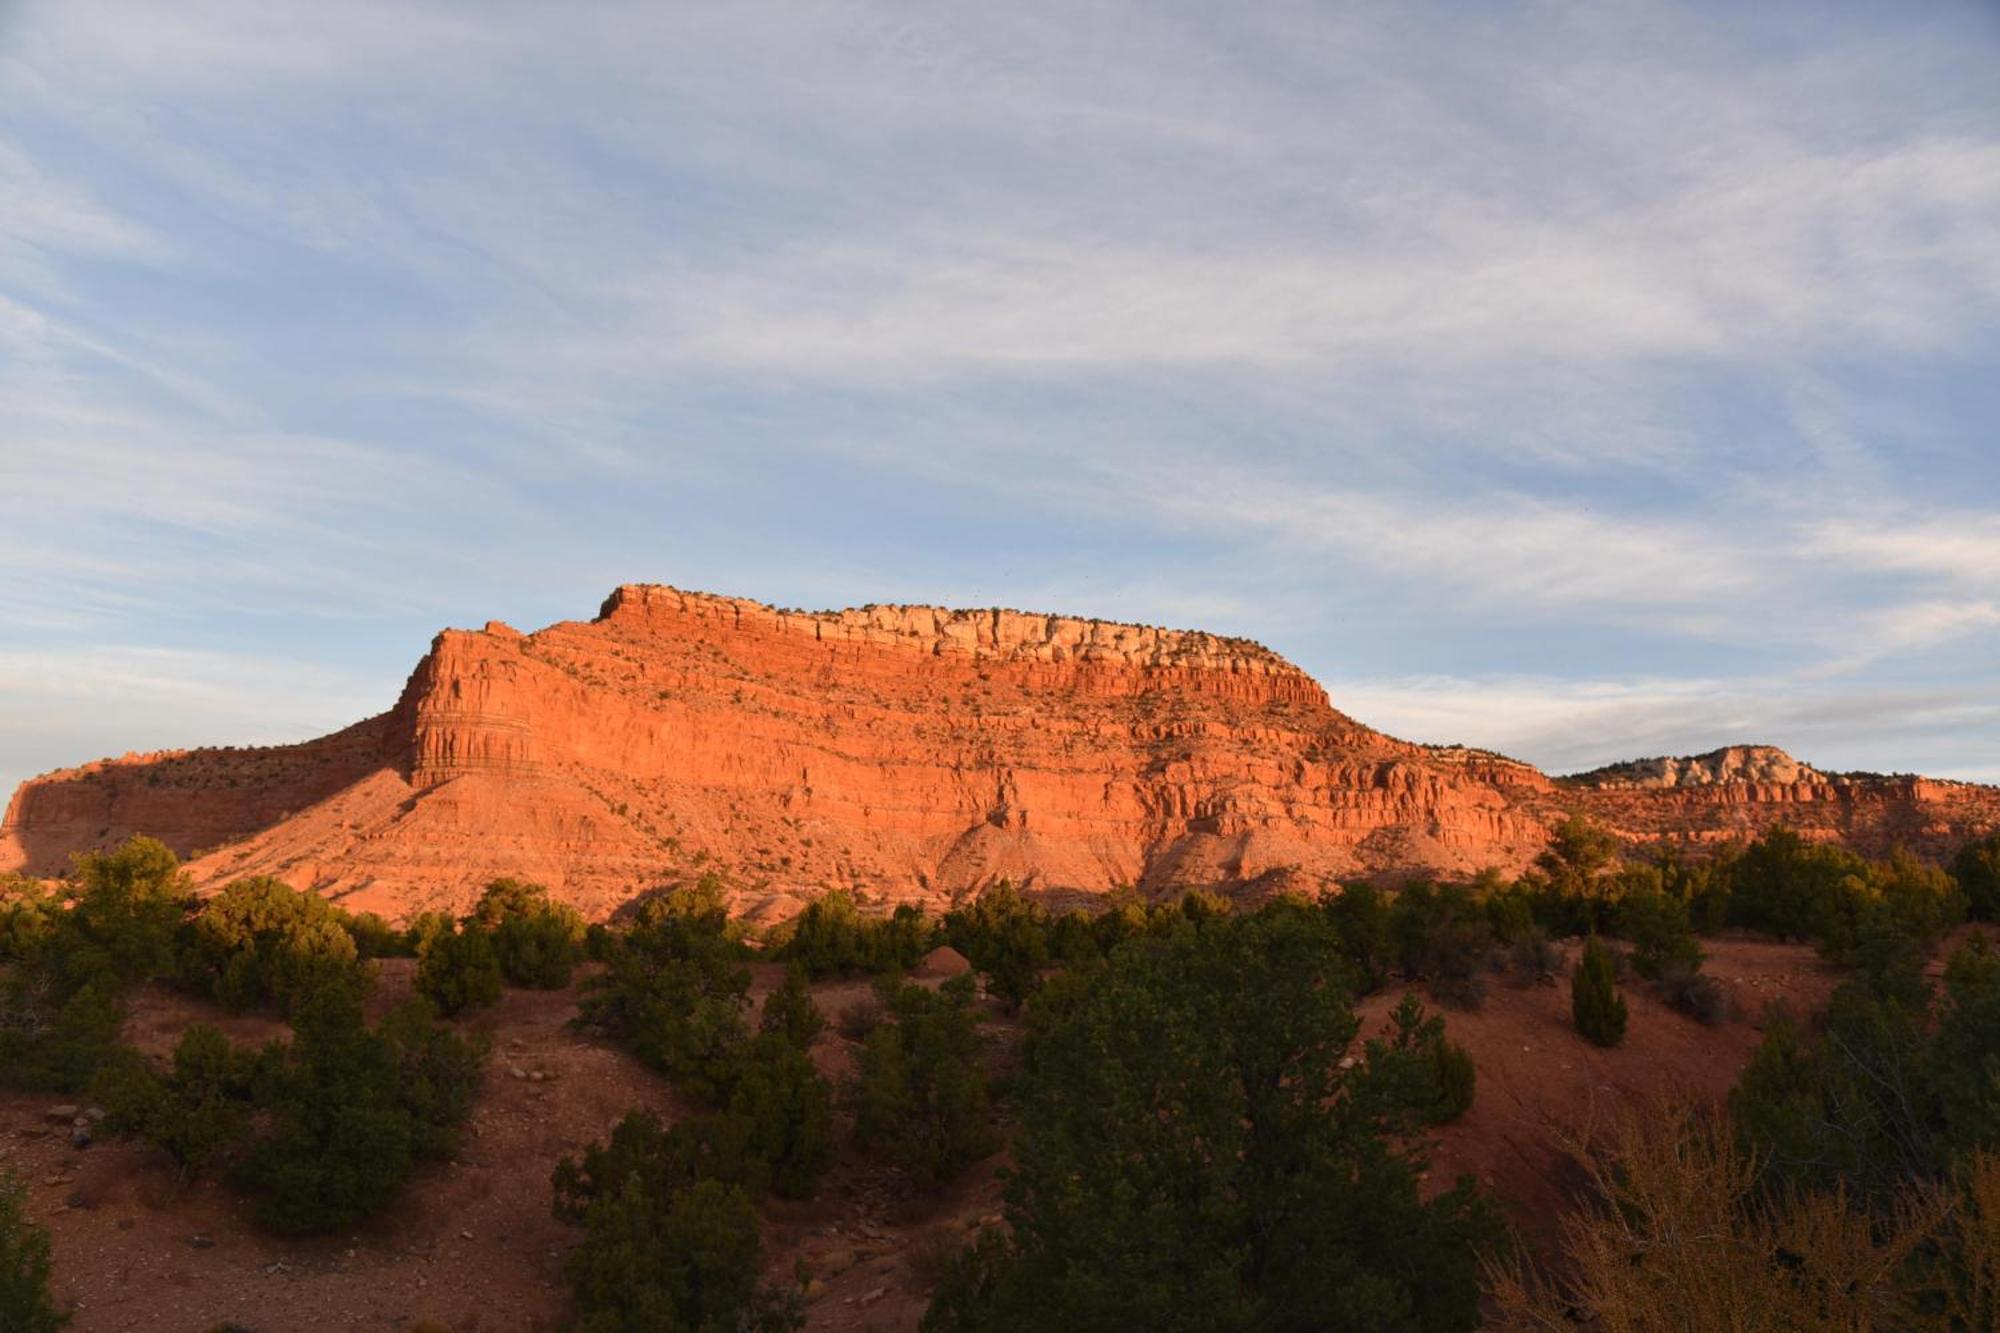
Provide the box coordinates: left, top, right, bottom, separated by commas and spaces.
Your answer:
0, 646, 385, 798
1328, 671, 2000, 779
1813, 515, 2000, 588
0, 0, 1994, 786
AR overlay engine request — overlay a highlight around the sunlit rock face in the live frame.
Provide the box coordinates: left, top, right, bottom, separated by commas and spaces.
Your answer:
5, 584, 1995, 922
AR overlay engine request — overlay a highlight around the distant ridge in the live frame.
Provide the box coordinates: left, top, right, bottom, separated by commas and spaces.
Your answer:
5, 583, 1996, 921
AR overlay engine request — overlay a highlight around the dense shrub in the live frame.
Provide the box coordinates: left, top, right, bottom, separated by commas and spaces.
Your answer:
1955, 832, 2000, 923
380, 996, 492, 1158
1505, 927, 1562, 987
1619, 890, 1703, 981
1659, 964, 1727, 1025
779, 891, 931, 978
552, 1111, 802, 1333
552, 1110, 769, 1221
578, 886, 751, 1104
924, 909, 1494, 1333
0, 877, 61, 965
1730, 937, 2000, 1205
1725, 827, 1870, 940
727, 1033, 834, 1199
344, 910, 410, 959
0, 972, 125, 1093
1390, 882, 1493, 1010
850, 974, 995, 1189
1323, 882, 1396, 994
242, 989, 484, 1234
471, 878, 586, 989
1365, 993, 1477, 1125
178, 877, 367, 1014
0, 1170, 65, 1332
1571, 938, 1627, 1048
62, 836, 192, 988
758, 964, 825, 1048
943, 883, 1051, 1011
416, 919, 504, 1016
94, 1025, 258, 1177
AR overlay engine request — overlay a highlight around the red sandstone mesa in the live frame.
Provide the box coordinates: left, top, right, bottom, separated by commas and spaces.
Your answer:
4, 584, 1996, 921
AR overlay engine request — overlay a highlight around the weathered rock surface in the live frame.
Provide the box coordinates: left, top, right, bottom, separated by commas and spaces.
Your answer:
3, 584, 1996, 920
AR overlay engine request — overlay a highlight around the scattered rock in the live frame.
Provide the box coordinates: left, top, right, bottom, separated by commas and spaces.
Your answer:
859, 1286, 887, 1307
46, 1105, 79, 1122
189, 1235, 216, 1250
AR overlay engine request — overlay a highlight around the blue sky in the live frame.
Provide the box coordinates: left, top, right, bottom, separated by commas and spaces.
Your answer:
3, 0, 1998, 799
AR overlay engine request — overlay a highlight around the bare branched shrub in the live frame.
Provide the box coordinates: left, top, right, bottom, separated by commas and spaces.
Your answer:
1486, 1103, 1947, 1332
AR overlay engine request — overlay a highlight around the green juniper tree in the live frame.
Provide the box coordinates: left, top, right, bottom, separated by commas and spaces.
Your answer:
1571, 937, 1628, 1048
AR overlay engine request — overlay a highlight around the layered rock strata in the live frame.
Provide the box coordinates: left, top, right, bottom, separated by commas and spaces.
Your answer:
4, 586, 1995, 920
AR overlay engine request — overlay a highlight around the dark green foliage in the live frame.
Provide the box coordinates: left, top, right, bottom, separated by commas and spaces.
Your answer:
62, 836, 191, 988
1955, 832, 2000, 922
94, 1025, 257, 1177
1619, 889, 1703, 981
344, 910, 411, 959
943, 883, 1050, 1011
1324, 883, 1396, 994
552, 1110, 802, 1333
778, 891, 931, 979
1527, 815, 1622, 934
1729, 936, 2000, 1206
552, 1110, 768, 1222
566, 1176, 801, 1333
0, 878, 61, 965
1725, 827, 1871, 940
378, 996, 491, 1159
923, 909, 1494, 1333
1571, 938, 1627, 1047
1808, 848, 1965, 974
1045, 910, 1100, 965
758, 964, 825, 1049
579, 887, 751, 1104
243, 989, 415, 1234
850, 974, 996, 1189
1537, 815, 1620, 894
0, 973, 125, 1093
178, 876, 368, 1014
0, 1172, 65, 1332
242, 987, 483, 1234
1365, 993, 1477, 1125
471, 878, 585, 989
727, 1033, 834, 1199
1389, 882, 1492, 1010
1932, 936, 2000, 1159
416, 918, 503, 1016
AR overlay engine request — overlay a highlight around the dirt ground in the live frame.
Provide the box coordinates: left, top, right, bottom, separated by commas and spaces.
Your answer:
1, 938, 1843, 1331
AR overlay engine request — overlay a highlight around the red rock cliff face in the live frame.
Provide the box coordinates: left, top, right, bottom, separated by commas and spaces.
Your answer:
3, 587, 1995, 920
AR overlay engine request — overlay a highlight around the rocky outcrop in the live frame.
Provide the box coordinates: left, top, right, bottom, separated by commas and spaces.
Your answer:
3, 583, 1996, 920
1570, 745, 1825, 789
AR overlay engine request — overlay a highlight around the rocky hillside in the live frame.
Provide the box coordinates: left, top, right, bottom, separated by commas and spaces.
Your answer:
4, 584, 1996, 920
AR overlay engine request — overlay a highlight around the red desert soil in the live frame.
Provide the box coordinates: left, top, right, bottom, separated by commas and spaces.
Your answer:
1, 938, 1840, 1332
